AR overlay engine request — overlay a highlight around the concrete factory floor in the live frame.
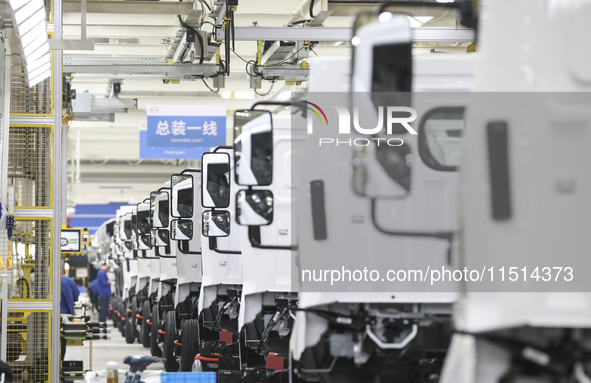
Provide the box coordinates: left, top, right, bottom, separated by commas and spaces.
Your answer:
63, 318, 165, 373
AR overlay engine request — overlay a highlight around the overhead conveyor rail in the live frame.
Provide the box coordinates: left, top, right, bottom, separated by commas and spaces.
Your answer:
216, 26, 476, 43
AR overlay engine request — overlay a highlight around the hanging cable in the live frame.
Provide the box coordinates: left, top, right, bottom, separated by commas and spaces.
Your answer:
198, 0, 212, 12
201, 78, 220, 94
309, 0, 315, 18
254, 79, 276, 97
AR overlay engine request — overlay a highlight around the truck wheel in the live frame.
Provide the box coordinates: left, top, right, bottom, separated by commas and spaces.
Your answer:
132, 300, 140, 343
118, 302, 125, 335
150, 306, 162, 357
180, 319, 199, 372
124, 316, 135, 344
141, 301, 151, 348
163, 311, 179, 372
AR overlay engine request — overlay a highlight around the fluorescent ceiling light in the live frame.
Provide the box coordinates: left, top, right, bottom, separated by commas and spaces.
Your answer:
27, 53, 50, 72
17, 9, 45, 36
436, 0, 455, 2
14, 0, 43, 25
27, 69, 50, 87
10, 0, 51, 87
415, 16, 434, 23
20, 21, 46, 48
25, 41, 49, 63
8, 0, 29, 11
276, 91, 291, 101
234, 91, 254, 99
221, 90, 254, 99
407, 16, 423, 28
22, 33, 45, 57
27, 61, 50, 79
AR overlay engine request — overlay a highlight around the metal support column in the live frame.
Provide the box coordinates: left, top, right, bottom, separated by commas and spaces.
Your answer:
1, 274, 8, 362
0, 32, 9, 230
52, 0, 64, 380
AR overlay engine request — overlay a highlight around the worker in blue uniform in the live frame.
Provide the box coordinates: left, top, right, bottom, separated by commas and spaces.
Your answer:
60, 264, 80, 315
97, 262, 115, 323
60, 263, 80, 361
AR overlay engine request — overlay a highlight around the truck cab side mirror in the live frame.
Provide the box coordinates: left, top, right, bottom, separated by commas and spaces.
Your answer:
171, 219, 193, 241
201, 152, 231, 208
236, 190, 274, 226
233, 109, 273, 186
136, 201, 152, 250
120, 213, 132, 241
350, 11, 414, 199
351, 11, 412, 96
202, 210, 231, 237
153, 228, 170, 247
171, 174, 194, 218
151, 189, 171, 248
151, 190, 170, 228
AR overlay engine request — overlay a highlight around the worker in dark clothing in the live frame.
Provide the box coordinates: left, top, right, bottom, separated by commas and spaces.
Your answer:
88, 278, 99, 314
60, 263, 80, 361
97, 263, 115, 323
60, 265, 80, 315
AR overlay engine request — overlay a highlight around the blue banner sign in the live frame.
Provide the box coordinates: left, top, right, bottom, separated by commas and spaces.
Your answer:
139, 121, 210, 159
147, 105, 227, 148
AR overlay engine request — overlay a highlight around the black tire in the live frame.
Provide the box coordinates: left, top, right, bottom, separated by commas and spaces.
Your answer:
118, 302, 126, 335
163, 311, 179, 372
124, 316, 135, 344
141, 300, 151, 348
180, 319, 200, 372
150, 306, 162, 357
132, 299, 140, 343
118, 317, 125, 335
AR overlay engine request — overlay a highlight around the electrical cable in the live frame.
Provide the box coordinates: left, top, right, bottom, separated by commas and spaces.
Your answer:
309, 0, 315, 18
224, 0, 231, 75
177, 15, 204, 65
230, 48, 250, 64
200, 20, 216, 33
254, 79, 276, 97
267, 46, 308, 66
201, 78, 220, 94
289, 19, 311, 26
198, 0, 212, 12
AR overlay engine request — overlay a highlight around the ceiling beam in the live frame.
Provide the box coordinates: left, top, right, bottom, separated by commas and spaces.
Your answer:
63, 1, 194, 14
218, 26, 475, 42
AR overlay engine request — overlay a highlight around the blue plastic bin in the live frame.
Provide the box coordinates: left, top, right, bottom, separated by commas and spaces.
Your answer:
160, 372, 217, 383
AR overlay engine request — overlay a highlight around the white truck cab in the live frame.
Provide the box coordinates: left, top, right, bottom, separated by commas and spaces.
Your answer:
232, 108, 305, 381
442, 1, 591, 382
197, 147, 243, 374
162, 168, 204, 372
290, 9, 475, 382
